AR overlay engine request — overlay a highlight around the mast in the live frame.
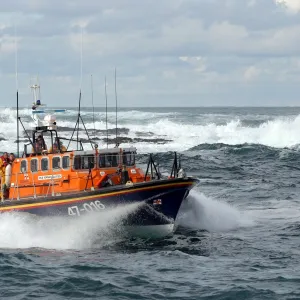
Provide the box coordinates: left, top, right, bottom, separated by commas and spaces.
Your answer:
15, 24, 19, 157
114, 68, 118, 146
91, 74, 96, 139
76, 27, 83, 150
30, 80, 43, 126
30, 80, 41, 104
78, 28, 83, 150
105, 76, 108, 148
76, 90, 81, 150
68, 27, 94, 151
17, 90, 19, 157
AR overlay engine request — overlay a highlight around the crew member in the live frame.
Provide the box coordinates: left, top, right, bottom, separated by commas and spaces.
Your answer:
60, 141, 67, 152
49, 141, 67, 153
9, 153, 15, 164
121, 164, 129, 184
33, 135, 47, 154
0, 152, 9, 198
49, 143, 59, 153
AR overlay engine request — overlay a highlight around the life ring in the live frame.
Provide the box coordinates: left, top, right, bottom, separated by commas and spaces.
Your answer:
5, 164, 11, 187
125, 181, 133, 186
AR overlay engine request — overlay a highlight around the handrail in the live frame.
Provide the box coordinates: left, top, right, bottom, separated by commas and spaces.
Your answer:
9, 170, 61, 200
45, 171, 55, 197
8, 166, 95, 201
32, 174, 36, 199
144, 153, 161, 181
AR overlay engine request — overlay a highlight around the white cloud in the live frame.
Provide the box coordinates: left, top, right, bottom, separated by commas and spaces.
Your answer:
179, 56, 207, 73
275, 0, 300, 13
244, 66, 261, 81
70, 18, 94, 29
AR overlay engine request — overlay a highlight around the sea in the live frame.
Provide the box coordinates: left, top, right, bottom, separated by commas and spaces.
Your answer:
0, 106, 299, 299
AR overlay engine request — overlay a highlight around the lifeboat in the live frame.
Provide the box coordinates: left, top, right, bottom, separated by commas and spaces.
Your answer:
0, 82, 199, 237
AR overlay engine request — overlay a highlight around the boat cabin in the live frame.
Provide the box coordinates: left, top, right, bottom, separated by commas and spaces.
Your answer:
7, 127, 147, 200
3, 83, 155, 201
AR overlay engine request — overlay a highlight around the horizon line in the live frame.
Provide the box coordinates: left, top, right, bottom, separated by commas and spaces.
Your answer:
4, 105, 300, 109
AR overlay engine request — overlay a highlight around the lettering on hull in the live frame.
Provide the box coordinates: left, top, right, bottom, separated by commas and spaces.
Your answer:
68, 200, 106, 216
38, 174, 62, 180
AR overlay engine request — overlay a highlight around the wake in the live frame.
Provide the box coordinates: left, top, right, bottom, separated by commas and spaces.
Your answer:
0, 203, 140, 250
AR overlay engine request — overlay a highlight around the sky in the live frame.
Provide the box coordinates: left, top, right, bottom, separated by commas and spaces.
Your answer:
1, 0, 300, 107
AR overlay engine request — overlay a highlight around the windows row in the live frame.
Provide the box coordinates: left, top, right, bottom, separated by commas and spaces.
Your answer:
98, 153, 135, 168
21, 156, 70, 173
73, 153, 135, 169
20, 152, 136, 173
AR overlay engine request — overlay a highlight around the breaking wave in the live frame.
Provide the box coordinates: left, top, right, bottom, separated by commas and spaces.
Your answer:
2, 107, 300, 153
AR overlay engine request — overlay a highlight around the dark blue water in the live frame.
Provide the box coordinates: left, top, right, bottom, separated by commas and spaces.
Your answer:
0, 107, 300, 299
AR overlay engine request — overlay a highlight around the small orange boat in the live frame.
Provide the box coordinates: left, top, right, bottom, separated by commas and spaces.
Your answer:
0, 83, 199, 236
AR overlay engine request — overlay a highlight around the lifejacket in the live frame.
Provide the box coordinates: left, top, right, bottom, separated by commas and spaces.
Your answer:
49, 146, 58, 154
0, 156, 8, 177
60, 145, 67, 152
49, 144, 67, 153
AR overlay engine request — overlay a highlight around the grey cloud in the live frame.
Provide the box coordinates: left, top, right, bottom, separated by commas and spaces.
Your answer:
1, 0, 300, 106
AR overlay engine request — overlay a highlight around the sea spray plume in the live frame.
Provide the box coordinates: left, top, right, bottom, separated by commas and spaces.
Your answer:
177, 191, 254, 232
0, 202, 141, 250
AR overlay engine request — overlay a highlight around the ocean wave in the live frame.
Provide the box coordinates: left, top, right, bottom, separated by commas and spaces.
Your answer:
2, 109, 300, 154
187, 143, 278, 156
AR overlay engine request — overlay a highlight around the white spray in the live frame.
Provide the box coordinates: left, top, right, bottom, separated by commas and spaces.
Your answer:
178, 191, 254, 232
0, 202, 141, 250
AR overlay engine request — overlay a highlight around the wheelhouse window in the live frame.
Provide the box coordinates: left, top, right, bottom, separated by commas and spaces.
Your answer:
30, 159, 38, 173
123, 152, 135, 166
62, 156, 70, 170
99, 153, 119, 168
74, 155, 95, 170
20, 160, 27, 173
52, 157, 61, 170
41, 158, 49, 171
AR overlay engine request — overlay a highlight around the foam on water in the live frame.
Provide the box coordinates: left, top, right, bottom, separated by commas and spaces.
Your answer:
178, 191, 254, 232
3, 108, 300, 153
58, 114, 300, 153
0, 203, 141, 250
246, 198, 300, 224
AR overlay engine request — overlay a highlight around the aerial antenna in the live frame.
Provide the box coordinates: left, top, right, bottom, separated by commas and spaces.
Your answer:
76, 91, 81, 150
105, 76, 108, 148
68, 27, 94, 151
80, 27, 83, 90
75, 28, 83, 150
91, 74, 96, 139
77, 27, 83, 150
15, 23, 20, 157
114, 68, 118, 147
